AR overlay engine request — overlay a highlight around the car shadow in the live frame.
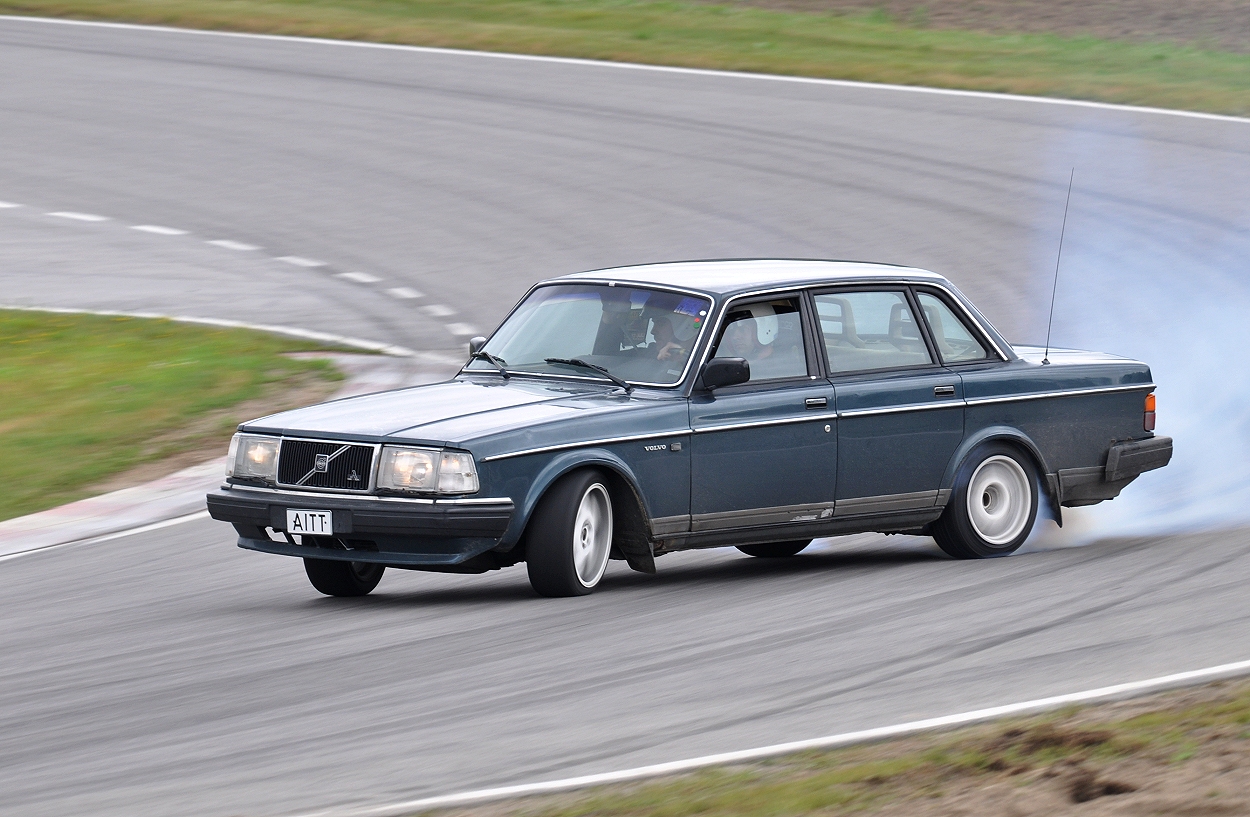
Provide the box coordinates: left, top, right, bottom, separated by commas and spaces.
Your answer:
306, 540, 948, 609
601, 546, 947, 591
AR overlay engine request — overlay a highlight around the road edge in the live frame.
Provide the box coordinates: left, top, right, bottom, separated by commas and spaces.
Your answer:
2, 14, 1249, 126
291, 657, 1250, 817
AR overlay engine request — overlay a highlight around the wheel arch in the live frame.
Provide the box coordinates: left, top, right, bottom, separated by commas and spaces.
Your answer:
506, 449, 656, 573
941, 426, 1061, 525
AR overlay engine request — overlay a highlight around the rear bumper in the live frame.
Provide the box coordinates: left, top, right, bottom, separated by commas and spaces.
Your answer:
206, 485, 514, 568
1056, 435, 1173, 507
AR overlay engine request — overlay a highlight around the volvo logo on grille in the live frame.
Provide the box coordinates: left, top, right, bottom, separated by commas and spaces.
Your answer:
314, 453, 330, 473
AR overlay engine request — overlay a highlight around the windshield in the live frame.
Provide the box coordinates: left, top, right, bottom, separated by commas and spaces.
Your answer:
466, 284, 712, 386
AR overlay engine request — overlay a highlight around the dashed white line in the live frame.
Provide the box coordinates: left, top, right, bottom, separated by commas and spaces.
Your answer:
208, 239, 260, 251
131, 224, 188, 235
47, 211, 108, 222
276, 255, 326, 268
339, 271, 382, 284
0, 201, 21, 208
422, 303, 456, 317
387, 287, 423, 299
444, 322, 478, 336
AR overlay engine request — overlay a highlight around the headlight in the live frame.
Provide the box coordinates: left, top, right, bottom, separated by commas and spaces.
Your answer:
378, 446, 479, 494
226, 433, 279, 482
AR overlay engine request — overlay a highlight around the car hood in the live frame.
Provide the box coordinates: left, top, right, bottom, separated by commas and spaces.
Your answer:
240, 377, 637, 444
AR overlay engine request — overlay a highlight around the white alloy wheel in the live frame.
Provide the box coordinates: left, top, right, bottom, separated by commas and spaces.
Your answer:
572, 483, 613, 587
966, 455, 1032, 545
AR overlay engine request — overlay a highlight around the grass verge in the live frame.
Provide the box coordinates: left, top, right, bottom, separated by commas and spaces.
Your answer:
0, 309, 345, 521
3, 0, 1250, 115
431, 677, 1250, 816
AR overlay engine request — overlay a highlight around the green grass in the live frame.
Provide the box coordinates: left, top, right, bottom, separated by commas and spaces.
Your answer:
429, 680, 1250, 816
0, 309, 344, 521
3, 0, 1249, 115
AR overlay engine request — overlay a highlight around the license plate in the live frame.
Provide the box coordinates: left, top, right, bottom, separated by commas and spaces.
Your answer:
286, 509, 334, 535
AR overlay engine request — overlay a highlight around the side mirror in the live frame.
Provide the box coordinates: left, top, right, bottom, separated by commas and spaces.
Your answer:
468, 336, 487, 356
700, 357, 750, 390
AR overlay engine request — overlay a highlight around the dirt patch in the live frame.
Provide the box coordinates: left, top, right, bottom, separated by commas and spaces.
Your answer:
431, 677, 1250, 817
707, 0, 1250, 52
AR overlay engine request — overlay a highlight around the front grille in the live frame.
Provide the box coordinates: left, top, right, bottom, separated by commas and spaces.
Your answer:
277, 439, 375, 491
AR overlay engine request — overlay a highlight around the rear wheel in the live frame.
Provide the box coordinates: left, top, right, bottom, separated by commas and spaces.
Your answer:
303, 558, 385, 596
933, 443, 1037, 559
526, 470, 614, 597
737, 540, 811, 558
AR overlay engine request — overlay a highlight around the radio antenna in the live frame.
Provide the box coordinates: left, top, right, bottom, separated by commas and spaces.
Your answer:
1042, 168, 1075, 365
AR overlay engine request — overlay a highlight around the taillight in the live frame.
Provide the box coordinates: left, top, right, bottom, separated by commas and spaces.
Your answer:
1144, 393, 1156, 431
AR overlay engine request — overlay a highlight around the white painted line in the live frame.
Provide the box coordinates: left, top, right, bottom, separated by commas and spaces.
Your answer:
0, 304, 419, 357
131, 224, 188, 235
208, 239, 260, 251
421, 303, 456, 317
276, 255, 326, 268
338, 271, 382, 284
2, 15, 1247, 126
444, 322, 478, 336
46, 211, 108, 222
293, 657, 1250, 817
0, 200, 21, 208
0, 511, 209, 564
387, 286, 422, 299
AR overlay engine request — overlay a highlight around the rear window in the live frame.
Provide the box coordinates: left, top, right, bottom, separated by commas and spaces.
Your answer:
814, 291, 934, 374
916, 292, 988, 364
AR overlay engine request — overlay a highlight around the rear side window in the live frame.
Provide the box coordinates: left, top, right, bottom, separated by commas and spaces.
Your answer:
814, 291, 934, 374
710, 296, 808, 382
916, 292, 989, 364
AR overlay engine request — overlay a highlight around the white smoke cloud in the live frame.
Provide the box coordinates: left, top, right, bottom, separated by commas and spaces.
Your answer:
1029, 114, 1250, 538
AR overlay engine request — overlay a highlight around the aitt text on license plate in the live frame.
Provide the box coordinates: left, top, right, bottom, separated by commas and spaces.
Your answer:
287, 509, 334, 535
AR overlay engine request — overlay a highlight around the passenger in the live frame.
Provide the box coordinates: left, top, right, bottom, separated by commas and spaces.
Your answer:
723, 317, 774, 364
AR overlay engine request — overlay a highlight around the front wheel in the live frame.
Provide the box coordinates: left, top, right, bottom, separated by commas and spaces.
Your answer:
737, 540, 811, 558
304, 558, 385, 596
933, 444, 1038, 559
526, 470, 614, 597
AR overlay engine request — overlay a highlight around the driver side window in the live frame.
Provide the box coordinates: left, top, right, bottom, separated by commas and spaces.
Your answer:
711, 296, 808, 382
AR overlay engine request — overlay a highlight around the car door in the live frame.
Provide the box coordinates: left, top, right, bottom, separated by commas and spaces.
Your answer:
813, 288, 964, 516
687, 293, 838, 533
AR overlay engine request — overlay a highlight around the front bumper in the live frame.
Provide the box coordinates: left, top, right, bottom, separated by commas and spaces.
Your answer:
206, 485, 514, 568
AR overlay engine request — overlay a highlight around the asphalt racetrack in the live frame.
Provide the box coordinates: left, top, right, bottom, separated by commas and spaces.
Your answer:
2, 17, 1249, 817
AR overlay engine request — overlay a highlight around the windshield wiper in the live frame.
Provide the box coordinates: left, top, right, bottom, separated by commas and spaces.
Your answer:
543, 358, 632, 393
470, 351, 511, 379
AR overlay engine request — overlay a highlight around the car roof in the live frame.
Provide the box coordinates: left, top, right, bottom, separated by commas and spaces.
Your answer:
553, 259, 948, 298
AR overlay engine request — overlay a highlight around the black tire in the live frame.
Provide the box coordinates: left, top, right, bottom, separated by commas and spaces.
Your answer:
933, 443, 1038, 559
526, 469, 614, 597
303, 558, 385, 596
737, 540, 811, 558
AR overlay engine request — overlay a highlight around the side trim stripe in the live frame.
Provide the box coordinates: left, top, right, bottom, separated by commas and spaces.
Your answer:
963, 383, 1153, 406
692, 413, 839, 434
479, 431, 681, 462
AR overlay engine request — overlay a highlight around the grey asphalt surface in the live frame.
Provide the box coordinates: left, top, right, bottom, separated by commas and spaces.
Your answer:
2, 16, 1249, 817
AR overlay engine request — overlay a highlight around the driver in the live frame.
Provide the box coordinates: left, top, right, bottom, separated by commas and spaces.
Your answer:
651, 317, 685, 361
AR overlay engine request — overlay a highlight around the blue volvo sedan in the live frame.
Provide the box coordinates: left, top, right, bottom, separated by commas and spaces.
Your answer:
207, 260, 1172, 597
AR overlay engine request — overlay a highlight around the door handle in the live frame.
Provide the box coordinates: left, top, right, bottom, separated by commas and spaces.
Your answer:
805, 397, 828, 409
934, 385, 956, 397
